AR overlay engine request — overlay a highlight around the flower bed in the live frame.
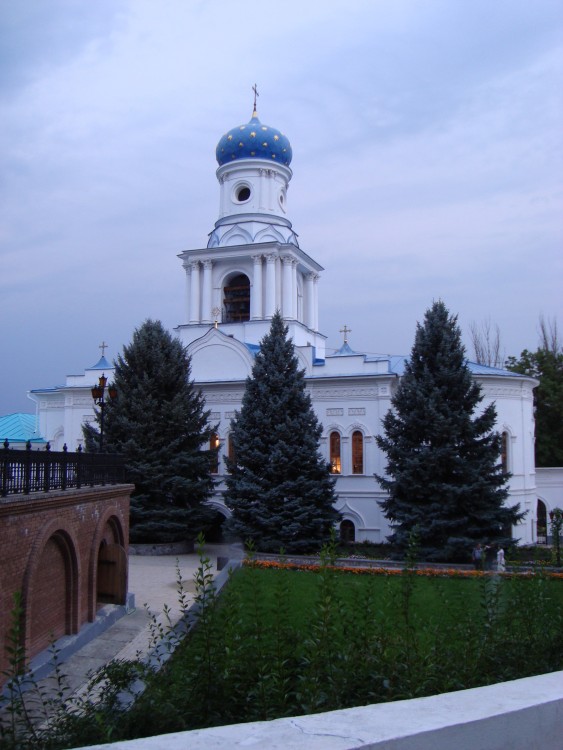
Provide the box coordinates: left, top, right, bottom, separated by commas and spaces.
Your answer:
244, 558, 563, 580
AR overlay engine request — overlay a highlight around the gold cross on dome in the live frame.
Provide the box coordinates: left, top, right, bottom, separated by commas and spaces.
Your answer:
99, 341, 108, 356
252, 83, 259, 113
339, 325, 351, 344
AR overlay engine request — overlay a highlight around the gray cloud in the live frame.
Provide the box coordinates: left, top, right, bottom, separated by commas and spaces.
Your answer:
1, 0, 562, 415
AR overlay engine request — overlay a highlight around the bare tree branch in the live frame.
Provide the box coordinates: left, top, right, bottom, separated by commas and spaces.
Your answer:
469, 318, 504, 368
538, 314, 561, 354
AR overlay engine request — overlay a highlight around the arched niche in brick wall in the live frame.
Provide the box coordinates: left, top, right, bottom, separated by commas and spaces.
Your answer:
22, 520, 80, 658
88, 510, 128, 619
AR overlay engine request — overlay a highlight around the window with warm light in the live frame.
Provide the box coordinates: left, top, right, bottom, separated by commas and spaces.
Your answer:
330, 431, 341, 474
352, 430, 364, 474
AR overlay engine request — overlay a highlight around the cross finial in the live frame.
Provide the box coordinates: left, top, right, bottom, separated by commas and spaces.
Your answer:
252, 83, 259, 114
339, 325, 351, 344
212, 307, 221, 329
99, 341, 108, 357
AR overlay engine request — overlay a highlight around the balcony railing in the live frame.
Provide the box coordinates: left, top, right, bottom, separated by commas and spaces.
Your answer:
1, 441, 128, 498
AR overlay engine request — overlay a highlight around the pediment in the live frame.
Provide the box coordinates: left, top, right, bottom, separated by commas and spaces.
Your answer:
187, 329, 253, 382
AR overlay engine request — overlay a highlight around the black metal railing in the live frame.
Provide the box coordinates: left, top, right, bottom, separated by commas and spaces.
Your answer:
1, 441, 128, 498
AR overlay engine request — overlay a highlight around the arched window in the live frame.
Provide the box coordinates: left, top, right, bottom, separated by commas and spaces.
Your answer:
224, 274, 250, 323
340, 519, 355, 543
537, 499, 547, 544
210, 432, 220, 474
352, 431, 364, 474
330, 431, 341, 474
501, 431, 509, 473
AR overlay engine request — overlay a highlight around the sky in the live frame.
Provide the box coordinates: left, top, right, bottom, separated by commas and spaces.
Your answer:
1, 0, 562, 416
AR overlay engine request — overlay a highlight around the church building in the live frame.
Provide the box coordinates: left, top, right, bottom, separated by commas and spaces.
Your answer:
28, 103, 545, 545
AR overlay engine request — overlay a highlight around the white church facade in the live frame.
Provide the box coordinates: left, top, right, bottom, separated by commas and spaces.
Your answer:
27, 104, 550, 546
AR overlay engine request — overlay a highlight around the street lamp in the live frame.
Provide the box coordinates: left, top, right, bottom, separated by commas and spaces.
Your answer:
91, 374, 117, 452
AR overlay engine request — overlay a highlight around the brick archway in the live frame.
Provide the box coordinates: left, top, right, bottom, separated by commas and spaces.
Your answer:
22, 519, 80, 657
88, 508, 128, 618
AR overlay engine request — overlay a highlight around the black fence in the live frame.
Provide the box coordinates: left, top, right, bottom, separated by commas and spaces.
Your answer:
1, 441, 128, 498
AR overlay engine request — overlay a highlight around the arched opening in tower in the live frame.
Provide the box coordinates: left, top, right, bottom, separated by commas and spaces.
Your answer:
224, 274, 250, 323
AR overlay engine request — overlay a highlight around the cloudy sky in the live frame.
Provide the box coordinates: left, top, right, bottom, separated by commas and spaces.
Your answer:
1, 0, 562, 416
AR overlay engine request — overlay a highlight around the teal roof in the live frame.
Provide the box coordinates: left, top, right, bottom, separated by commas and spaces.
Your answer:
0, 413, 46, 444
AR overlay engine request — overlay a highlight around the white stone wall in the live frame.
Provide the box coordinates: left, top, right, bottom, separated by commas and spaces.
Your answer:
71, 670, 563, 750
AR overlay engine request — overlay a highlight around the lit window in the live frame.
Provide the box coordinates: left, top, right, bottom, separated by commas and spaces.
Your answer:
352, 431, 364, 474
210, 432, 220, 474
330, 431, 341, 474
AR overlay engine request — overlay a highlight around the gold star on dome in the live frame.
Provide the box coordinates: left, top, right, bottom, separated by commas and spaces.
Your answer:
250, 131, 256, 137
227, 134, 233, 140
239, 142, 244, 146
239, 126, 245, 130
261, 126, 267, 131
271, 154, 276, 158
273, 135, 279, 141
250, 151, 255, 156
262, 141, 268, 147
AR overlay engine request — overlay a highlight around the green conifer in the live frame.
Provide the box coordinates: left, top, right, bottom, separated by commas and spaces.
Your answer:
225, 312, 339, 552
85, 319, 217, 543
376, 300, 523, 561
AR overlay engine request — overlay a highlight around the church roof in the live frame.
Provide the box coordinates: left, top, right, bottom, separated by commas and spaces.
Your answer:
88, 355, 113, 370
216, 110, 292, 167
0, 413, 46, 444
331, 342, 358, 356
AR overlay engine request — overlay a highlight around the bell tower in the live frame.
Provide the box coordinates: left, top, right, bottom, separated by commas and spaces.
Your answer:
175, 100, 326, 358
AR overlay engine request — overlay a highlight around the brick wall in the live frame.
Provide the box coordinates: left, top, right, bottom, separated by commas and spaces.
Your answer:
0, 485, 132, 682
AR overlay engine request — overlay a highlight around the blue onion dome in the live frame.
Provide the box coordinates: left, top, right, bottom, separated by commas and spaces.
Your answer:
216, 109, 292, 167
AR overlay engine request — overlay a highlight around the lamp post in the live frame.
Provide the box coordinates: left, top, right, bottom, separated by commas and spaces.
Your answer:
91, 374, 117, 452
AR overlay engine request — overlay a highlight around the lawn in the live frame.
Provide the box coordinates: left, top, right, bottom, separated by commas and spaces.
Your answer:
121, 560, 563, 739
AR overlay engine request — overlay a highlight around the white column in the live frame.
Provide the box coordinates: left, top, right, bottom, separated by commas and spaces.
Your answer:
201, 260, 213, 323
258, 168, 265, 210
313, 274, 320, 331
267, 168, 273, 212
183, 261, 191, 324
291, 260, 298, 320
251, 255, 263, 319
265, 254, 277, 318
282, 255, 293, 319
219, 173, 226, 218
305, 272, 315, 329
189, 261, 201, 323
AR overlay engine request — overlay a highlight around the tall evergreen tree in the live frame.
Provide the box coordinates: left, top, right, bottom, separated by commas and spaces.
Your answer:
376, 301, 523, 561
224, 312, 339, 552
84, 320, 217, 543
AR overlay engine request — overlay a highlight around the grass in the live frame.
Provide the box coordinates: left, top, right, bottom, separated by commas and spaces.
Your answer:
3, 549, 562, 749
121, 561, 563, 738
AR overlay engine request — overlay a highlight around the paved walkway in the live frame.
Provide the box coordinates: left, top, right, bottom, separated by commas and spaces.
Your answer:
11, 544, 234, 713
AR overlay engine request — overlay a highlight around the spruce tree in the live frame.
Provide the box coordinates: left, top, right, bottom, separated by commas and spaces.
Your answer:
84, 319, 217, 543
376, 300, 523, 562
224, 312, 339, 552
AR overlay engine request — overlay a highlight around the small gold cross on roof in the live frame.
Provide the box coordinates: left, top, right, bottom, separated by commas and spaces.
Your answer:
252, 83, 259, 113
339, 325, 351, 344
99, 341, 108, 356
